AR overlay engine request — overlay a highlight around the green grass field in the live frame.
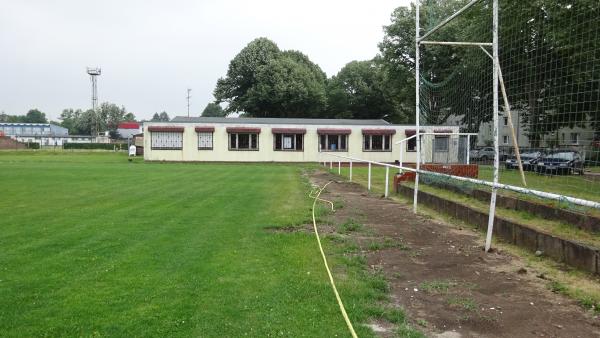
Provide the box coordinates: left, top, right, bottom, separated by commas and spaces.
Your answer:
0, 152, 416, 337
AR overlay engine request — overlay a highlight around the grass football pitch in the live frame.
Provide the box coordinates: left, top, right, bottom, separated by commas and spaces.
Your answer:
0, 152, 398, 337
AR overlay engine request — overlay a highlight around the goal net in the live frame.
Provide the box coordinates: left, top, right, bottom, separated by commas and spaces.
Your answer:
415, 0, 599, 211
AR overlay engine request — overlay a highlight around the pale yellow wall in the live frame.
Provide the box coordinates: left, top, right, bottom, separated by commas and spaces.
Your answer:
144, 122, 458, 163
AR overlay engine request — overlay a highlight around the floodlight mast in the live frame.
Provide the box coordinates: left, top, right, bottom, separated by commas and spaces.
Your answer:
87, 67, 101, 140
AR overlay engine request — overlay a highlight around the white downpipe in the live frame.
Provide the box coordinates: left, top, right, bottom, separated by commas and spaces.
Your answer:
414, 0, 421, 214
385, 166, 390, 197
368, 162, 372, 190
485, 0, 499, 252
319, 153, 600, 210
399, 146, 404, 171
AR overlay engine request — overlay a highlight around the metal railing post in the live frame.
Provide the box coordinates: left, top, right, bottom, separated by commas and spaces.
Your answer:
385, 166, 390, 197
367, 162, 372, 190
338, 161, 341, 175
330, 161, 332, 170
467, 135, 471, 165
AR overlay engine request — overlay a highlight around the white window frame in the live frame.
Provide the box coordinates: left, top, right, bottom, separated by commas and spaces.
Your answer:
229, 133, 259, 151
274, 133, 303, 151
197, 132, 213, 150
151, 131, 183, 150
319, 134, 348, 152
502, 135, 509, 144
434, 136, 449, 152
363, 134, 391, 152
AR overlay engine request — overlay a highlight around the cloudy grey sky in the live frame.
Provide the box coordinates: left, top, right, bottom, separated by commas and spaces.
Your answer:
0, 0, 411, 121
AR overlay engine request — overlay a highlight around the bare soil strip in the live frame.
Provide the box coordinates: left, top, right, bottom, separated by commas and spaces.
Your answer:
311, 170, 600, 338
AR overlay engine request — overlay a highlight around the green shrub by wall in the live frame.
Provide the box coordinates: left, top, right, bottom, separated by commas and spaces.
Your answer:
25, 142, 40, 149
63, 143, 127, 150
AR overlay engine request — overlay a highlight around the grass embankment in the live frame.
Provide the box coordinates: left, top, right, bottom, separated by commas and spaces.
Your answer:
327, 164, 600, 314
0, 152, 415, 337
332, 165, 600, 247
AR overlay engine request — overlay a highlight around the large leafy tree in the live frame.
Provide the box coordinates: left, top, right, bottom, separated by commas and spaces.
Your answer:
378, 1, 468, 124
214, 38, 281, 115
214, 38, 327, 118
201, 103, 226, 117
326, 60, 395, 120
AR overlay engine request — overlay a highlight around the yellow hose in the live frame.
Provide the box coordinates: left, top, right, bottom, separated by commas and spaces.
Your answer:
310, 182, 358, 338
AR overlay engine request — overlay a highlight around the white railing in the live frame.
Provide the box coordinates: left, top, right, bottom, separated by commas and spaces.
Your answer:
319, 152, 600, 210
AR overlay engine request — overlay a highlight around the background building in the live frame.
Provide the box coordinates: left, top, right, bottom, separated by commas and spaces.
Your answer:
0, 123, 92, 146
144, 117, 460, 163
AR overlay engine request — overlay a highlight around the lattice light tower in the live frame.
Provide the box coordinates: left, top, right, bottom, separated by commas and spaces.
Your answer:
86, 67, 101, 138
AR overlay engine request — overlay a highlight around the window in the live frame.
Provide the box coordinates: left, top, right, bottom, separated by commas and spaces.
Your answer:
320, 134, 348, 151
434, 136, 449, 152
274, 134, 303, 151
229, 133, 259, 150
570, 133, 579, 145
151, 131, 183, 150
363, 134, 391, 151
197, 132, 213, 150
407, 138, 416, 152
502, 135, 509, 144
503, 117, 508, 126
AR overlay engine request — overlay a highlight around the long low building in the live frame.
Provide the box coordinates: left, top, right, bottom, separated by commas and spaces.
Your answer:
143, 117, 460, 163
0, 122, 93, 146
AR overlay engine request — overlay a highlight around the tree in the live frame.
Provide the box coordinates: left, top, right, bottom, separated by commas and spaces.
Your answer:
378, 1, 470, 124
24, 109, 48, 123
59, 108, 85, 134
151, 113, 161, 121
123, 112, 136, 121
0, 109, 49, 123
326, 60, 395, 120
202, 103, 226, 117
214, 38, 281, 115
214, 38, 327, 118
159, 111, 170, 121
74, 110, 96, 135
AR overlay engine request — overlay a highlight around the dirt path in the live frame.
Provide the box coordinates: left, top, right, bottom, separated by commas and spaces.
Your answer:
311, 171, 600, 338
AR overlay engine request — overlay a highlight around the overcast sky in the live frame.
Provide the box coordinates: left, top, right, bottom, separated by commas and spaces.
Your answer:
0, 0, 411, 121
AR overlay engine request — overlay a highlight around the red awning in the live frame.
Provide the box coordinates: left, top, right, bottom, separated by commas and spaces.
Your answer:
195, 126, 215, 132
271, 128, 306, 134
434, 129, 454, 133
362, 128, 396, 135
404, 129, 425, 136
317, 128, 351, 135
148, 126, 184, 132
226, 127, 261, 133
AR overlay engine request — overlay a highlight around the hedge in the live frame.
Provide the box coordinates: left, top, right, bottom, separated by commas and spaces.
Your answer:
25, 142, 40, 149
63, 143, 127, 150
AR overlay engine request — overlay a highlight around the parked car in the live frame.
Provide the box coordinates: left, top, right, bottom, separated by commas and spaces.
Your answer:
505, 151, 543, 171
470, 147, 508, 162
536, 151, 584, 175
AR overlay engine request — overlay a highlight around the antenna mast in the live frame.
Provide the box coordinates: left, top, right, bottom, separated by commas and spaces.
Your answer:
187, 88, 192, 117
87, 67, 101, 139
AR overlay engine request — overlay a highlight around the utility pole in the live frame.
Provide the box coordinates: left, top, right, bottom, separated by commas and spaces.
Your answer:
187, 88, 192, 117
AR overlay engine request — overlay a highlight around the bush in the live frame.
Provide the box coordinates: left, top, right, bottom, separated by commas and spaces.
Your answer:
63, 143, 127, 150
25, 142, 40, 149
